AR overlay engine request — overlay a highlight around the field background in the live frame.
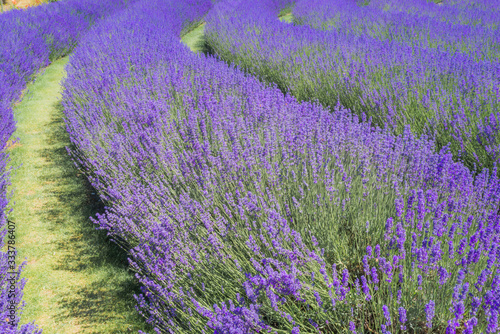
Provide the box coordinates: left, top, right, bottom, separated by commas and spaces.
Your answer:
1, 0, 51, 11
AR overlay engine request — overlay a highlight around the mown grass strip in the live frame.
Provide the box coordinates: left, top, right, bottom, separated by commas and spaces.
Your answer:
181, 22, 206, 52
278, 12, 293, 23
7, 56, 150, 334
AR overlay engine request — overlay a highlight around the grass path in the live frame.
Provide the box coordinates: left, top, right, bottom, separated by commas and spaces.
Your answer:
278, 12, 293, 23
181, 22, 206, 52
6, 56, 150, 333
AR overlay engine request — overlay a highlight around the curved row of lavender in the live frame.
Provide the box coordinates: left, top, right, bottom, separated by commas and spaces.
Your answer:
293, 0, 499, 59
0, 0, 133, 332
368, 0, 500, 29
204, 0, 500, 173
62, 0, 500, 332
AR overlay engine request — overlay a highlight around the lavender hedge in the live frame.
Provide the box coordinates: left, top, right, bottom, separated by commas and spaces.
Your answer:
204, 0, 500, 173
62, 0, 500, 332
0, 0, 132, 331
367, 0, 500, 30
293, 0, 500, 59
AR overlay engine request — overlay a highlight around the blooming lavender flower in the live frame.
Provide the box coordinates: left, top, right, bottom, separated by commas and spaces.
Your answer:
471, 296, 482, 315
341, 269, 349, 287
425, 300, 435, 328
446, 318, 459, 334
385, 217, 394, 241
487, 310, 498, 333
398, 307, 407, 330
463, 317, 478, 334
360, 276, 371, 301
382, 305, 391, 323
371, 267, 379, 290
349, 321, 356, 333
366, 245, 372, 257
438, 267, 449, 285
380, 323, 391, 334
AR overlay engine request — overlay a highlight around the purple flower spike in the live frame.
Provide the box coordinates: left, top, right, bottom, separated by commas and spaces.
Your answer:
425, 300, 435, 328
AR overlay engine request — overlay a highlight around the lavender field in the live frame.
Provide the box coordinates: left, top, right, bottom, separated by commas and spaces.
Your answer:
1, 0, 500, 333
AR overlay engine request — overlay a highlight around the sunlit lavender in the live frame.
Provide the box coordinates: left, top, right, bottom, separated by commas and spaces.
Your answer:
60, 0, 500, 333
205, 0, 500, 172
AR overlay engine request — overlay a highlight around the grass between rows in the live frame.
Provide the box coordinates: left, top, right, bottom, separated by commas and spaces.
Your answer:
181, 21, 206, 53
6, 56, 150, 333
278, 12, 293, 23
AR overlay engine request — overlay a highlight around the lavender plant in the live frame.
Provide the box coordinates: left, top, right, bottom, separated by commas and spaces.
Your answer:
204, 0, 500, 173
293, 0, 500, 59
369, 0, 500, 29
62, 0, 500, 332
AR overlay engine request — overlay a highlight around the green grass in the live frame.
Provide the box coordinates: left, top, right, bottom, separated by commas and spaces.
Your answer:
6, 56, 151, 334
278, 12, 293, 23
181, 22, 206, 53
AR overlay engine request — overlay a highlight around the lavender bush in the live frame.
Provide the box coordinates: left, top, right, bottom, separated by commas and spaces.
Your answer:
62, 0, 500, 332
293, 0, 500, 59
204, 0, 500, 172
368, 0, 500, 29
0, 0, 133, 331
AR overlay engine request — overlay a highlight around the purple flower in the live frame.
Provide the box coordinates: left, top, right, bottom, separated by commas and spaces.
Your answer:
463, 317, 478, 334
349, 321, 356, 333
438, 267, 449, 285
453, 301, 465, 320
425, 300, 435, 328
206, 300, 269, 334
398, 307, 407, 330
361, 276, 371, 301
382, 305, 391, 323
381, 323, 391, 334
371, 267, 379, 286
385, 217, 394, 240
471, 296, 481, 315
446, 318, 459, 334
342, 269, 349, 286
487, 310, 498, 333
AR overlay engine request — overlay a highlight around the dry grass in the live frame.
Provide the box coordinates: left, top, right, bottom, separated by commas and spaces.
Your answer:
1, 0, 49, 12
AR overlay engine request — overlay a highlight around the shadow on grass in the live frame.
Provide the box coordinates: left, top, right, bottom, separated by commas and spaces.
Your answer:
37, 101, 151, 333
196, 37, 212, 56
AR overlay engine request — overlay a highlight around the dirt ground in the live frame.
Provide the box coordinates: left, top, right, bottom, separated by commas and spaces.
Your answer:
1, 0, 46, 11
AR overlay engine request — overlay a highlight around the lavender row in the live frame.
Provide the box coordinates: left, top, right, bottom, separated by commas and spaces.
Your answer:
62, 0, 500, 332
0, 0, 134, 128
0, 0, 133, 331
293, 0, 500, 60
204, 0, 500, 172
369, 0, 500, 30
